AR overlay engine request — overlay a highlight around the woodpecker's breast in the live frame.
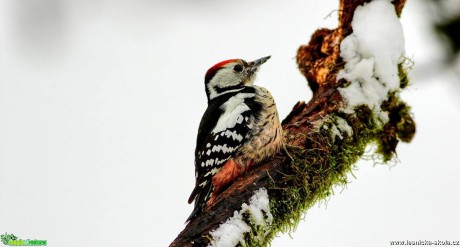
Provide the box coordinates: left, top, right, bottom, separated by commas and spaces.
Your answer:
237, 85, 283, 164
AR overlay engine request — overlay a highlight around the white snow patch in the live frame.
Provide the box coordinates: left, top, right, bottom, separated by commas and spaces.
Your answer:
208, 188, 273, 247
312, 116, 332, 132
330, 117, 353, 141
338, 0, 405, 122
330, 125, 343, 141
335, 117, 353, 140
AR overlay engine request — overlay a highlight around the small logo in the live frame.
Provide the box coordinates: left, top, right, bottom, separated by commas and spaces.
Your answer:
1, 234, 17, 245
0, 233, 46, 246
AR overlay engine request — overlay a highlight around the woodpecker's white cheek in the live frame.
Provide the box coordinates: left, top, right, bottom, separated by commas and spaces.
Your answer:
207, 68, 244, 99
210, 70, 238, 87
207, 83, 217, 99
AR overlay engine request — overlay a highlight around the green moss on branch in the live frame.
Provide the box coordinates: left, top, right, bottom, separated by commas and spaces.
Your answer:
251, 97, 414, 245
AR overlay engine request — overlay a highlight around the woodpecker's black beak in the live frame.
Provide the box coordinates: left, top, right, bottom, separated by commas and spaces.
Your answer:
248, 56, 271, 74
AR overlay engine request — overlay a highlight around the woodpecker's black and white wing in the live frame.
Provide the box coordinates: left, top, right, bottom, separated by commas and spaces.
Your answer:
187, 88, 261, 221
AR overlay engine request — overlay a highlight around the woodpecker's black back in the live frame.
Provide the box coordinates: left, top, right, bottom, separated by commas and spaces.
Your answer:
187, 87, 262, 221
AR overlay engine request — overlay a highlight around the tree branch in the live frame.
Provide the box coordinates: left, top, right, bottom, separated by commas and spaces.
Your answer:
170, 0, 415, 246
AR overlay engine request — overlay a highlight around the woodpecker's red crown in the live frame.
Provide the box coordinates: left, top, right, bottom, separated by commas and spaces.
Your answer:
205, 59, 240, 83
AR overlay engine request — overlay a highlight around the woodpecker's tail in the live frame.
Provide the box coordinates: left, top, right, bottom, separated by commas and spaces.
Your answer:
186, 204, 201, 223
186, 182, 213, 222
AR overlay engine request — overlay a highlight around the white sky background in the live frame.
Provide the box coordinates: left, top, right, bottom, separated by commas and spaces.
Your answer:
0, 0, 459, 246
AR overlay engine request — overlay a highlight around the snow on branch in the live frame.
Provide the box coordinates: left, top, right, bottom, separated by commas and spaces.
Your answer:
208, 188, 273, 247
338, 0, 406, 123
170, 0, 414, 246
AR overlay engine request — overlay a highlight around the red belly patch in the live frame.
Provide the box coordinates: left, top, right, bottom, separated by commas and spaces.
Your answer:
209, 159, 245, 206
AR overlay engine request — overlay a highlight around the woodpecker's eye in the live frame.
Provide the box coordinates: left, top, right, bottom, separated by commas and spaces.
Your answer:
233, 64, 243, 73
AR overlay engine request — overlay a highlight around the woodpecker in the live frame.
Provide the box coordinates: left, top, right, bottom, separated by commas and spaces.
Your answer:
187, 56, 283, 221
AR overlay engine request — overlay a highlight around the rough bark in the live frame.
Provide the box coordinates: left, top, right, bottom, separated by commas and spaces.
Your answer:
170, 0, 414, 246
